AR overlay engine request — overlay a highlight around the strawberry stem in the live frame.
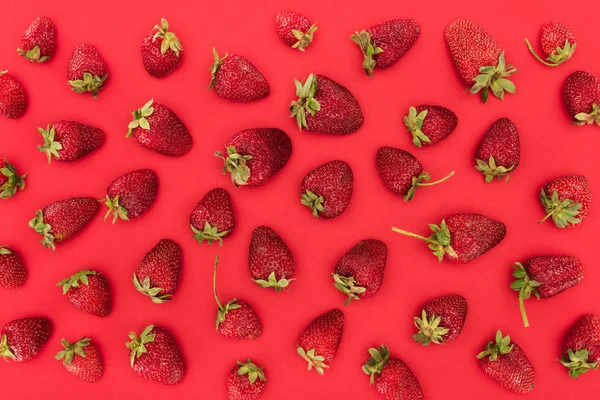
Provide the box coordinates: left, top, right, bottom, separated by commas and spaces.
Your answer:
391, 227, 435, 244
519, 288, 529, 327
524, 38, 560, 67
213, 255, 223, 310
417, 171, 455, 187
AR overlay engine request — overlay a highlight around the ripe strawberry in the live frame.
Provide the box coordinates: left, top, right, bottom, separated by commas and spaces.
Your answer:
67, 44, 108, 99
376, 147, 454, 201
290, 74, 364, 134
333, 239, 387, 305
351, 19, 420, 76
209, 48, 270, 101
17, 16, 56, 63
511, 256, 583, 327
141, 18, 183, 78
215, 128, 292, 187
227, 358, 267, 400
133, 239, 182, 304
0, 246, 27, 289
0, 157, 27, 199
126, 324, 185, 385
444, 19, 517, 103
127, 99, 192, 156
103, 169, 158, 223
1, 317, 52, 362
275, 11, 317, 51
560, 314, 600, 378
0, 70, 27, 118
190, 188, 234, 245
249, 226, 295, 291
476, 330, 535, 394
37, 121, 105, 163
539, 175, 592, 228
362, 345, 425, 400
562, 71, 600, 126
297, 309, 344, 375
404, 105, 457, 147
29, 197, 99, 250
392, 213, 506, 263
300, 160, 353, 219
474, 118, 520, 183
57, 270, 111, 317
55, 337, 103, 382
525, 22, 576, 67
413, 294, 467, 346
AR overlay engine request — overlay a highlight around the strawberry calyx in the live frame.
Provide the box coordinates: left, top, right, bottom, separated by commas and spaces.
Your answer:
470, 52, 517, 103
190, 221, 228, 246
574, 104, 600, 126
289, 74, 321, 130
153, 18, 182, 57
539, 189, 582, 228
0, 334, 16, 361
392, 220, 458, 262
55, 337, 90, 365
510, 262, 541, 328
362, 345, 390, 385
297, 346, 329, 375
213, 255, 242, 330
103, 195, 129, 224
214, 146, 253, 187
28, 209, 55, 251
525, 38, 576, 67
560, 349, 599, 379
126, 325, 156, 367
291, 24, 317, 52
405, 171, 455, 202
237, 358, 267, 384
68, 72, 108, 99
127, 99, 154, 137
209, 48, 228, 89
17, 46, 49, 63
333, 273, 366, 306
254, 271, 294, 292
350, 30, 383, 76
475, 156, 515, 183
404, 106, 430, 147
0, 157, 27, 199
300, 189, 325, 218
476, 330, 513, 361
37, 125, 63, 163
412, 310, 450, 346
0, 246, 12, 255
133, 273, 172, 304
57, 270, 98, 295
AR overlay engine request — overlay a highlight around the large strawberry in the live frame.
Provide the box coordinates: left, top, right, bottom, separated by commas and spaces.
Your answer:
190, 188, 234, 246
403, 105, 457, 147
275, 11, 317, 52
227, 358, 267, 400
133, 239, 181, 304
474, 118, 520, 183
300, 160, 353, 219
249, 226, 295, 291
1, 317, 52, 362
209, 48, 270, 101
37, 121, 105, 163
413, 294, 468, 346
17, 16, 56, 63
539, 175, 592, 228
141, 18, 183, 78
55, 337, 103, 382
0, 70, 27, 118
525, 22, 576, 67
103, 169, 158, 223
297, 309, 344, 375
57, 270, 111, 317
562, 71, 600, 126
0, 157, 27, 199
67, 44, 108, 99
0, 246, 27, 289
560, 314, 600, 378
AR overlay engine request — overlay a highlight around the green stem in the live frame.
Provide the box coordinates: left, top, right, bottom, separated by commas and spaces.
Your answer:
538, 210, 554, 224
391, 227, 435, 244
519, 288, 530, 327
525, 38, 559, 67
418, 171, 455, 187
213, 255, 223, 310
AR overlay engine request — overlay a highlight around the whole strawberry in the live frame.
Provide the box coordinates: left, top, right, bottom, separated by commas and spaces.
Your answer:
0, 70, 27, 118
103, 169, 158, 223
142, 18, 183, 78
392, 213, 506, 263
297, 309, 344, 375
444, 19, 517, 103
290, 74, 364, 134
127, 99, 192, 156
17, 16, 56, 62
300, 160, 353, 219
525, 22, 576, 67
126, 325, 185, 385
57, 270, 111, 317
560, 314, 600, 378
29, 197, 99, 250
474, 118, 520, 183
413, 294, 468, 346
539, 175, 592, 228
133, 239, 181, 304
1, 317, 51, 362
0, 246, 27, 289
209, 48, 270, 101
190, 188, 234, 246
275, 11, 317, 51
404, 105, 457, 147
227, 358, 267, 400
37, 121, 105, 163
215, 128, 292, 187
562, 71, 600, 126
0, 157, 27, 199
249, 226, 295, 291
55, 337, 103, 382
67, 44, 108, 98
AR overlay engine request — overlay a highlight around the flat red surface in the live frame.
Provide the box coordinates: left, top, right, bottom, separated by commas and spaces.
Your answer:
1, 0, 599, 398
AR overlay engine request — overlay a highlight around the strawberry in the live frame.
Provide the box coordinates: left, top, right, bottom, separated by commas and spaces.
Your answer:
0, 157, 27, 199
249, 226, 295, 291
57, 270, 111, 317
227, 358, 267, 400
525, 22, 576, 67
103, 169, 158, 223
413, 294, 468, 346
127, 99, 192, 156
290, 74, 364, 134
209, 48, 270, 101
392, 213, 506, 263
37, 121, 105, 163
511, 256, 583, 327
539, 175, 592, 228
141, 18, 183, 78
404, 105, 457, 147
474, 118, 520, 183
300, 160, 353, 218
126, 324, 185, 385
215, 128, 292, 187
0, 70, 27, 118
351, 19, 420, 76
190, 188, 234, 246
133, 239, 182, 304
29, 197, 99, 250
1, 317, 52, 362
362, 345, 425, 400
476, 330, 535, 394
376, 147, 454, 201
333, 239, 387, 305
297, 309, 344, 375
55, 337, 103, 382
562, 71, 600, 126
67, 44, 108, 99
275, 11, 317, 52
0, 246, 27, 289
444, 19, 517, 103
17, 16, 56, 63
560, 314, 600, 378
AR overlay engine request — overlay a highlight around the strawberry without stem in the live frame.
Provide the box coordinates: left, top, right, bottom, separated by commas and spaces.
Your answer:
38, 121, 105, 163
0, 71, 27, 118
227, 359, 267, 400
209, 48, 270, 102
0, 157, 27, 199
133, 239, 181, 304
275, 11, 317, 52
17, 16, 56, 63
525, 22, 576, 67
56, 337, 103, 382
142, 18, 183, 78
301, 160, 353, 219
0, 246, 27, 289
67, 44, 108, 99
103, 169, 158, 223
57, 270, 111, 317
560, 314, 600, 378
249, 226, 295, 291
474, 118, 520, 183
413, 294, 467, 346
297, 309, 344, 375
404, 105, 457, 148
563, 71, 600, 126
1, 317, 52, 362
190, 188, 234, 246
539, 175, 592, 228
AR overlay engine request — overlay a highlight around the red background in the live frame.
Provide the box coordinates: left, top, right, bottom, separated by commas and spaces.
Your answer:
1, 0, 599, 398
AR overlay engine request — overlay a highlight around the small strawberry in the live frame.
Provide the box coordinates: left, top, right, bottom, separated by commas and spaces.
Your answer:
476, 330, 535, 394
275, 11, 317, 52
539, 175, 592, 228
57, 270, 111, 317
1, 317, 52, 362
562, 71, 600, 126
403, 105, 458, 147
133, 239, 182, 304
0, 246, 27, 289
209, 48, 270, 101
215, 128, 292, 187
141, 18, 183, 78
67, 44, 108, 99
17, 16, 56, 63
474, 118, 520, 183
300, 160, 353, 219
190, 188, 234, 246
37, 121, 105, 163
103, 169, 158, 223
249, 226, 295, 291
525, 22, 576, 67
560, 314, 600, 378
297, 309, 344, 375
0, 70, 27, 118
55, 337, 103, 382
227, 358, 267, 400
0, 157, 27, 199
413, 294, 468, 346
392, 213, 506, 263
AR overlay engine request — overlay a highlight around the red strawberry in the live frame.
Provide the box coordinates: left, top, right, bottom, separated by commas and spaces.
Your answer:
562, 71, 600, 126
351, 19, 420, 76
227, 358, 267, 400
404, 105, 457, 147
290, 74, 364, 134
444, 19, 517, 103
67, 44, 108, 99
55, 337, 103, 382
275, 11, 317, 51
190, 188, 234, 246
392, 213, 506, 263
29, 197, 99, 250
133, 239, 182, 304
362, 345, 425, 400
300, 160, 353, 219
141, 18, 183, 78
511, 256, 583, 327
17, 16, 56, 63
413, 294, 468, 346
376, 147, 454, 201
249, 226, 295, 291
127, 99, 192, 156
103, 169, 158, 223
215, 128, 292, 187
477, 330, 535, 394
474, 118, 520, 183
209, 48, 270, 101
1, 317, 52, 362
297, 309, 344, 375
539, 175, 592, 228
0, 70, 27, 118
0, 246, 27, 289
57, 270, 111, 317
37, 121, 105, 163
333, 239, 387, 305
0, 157, 27, 199
560, 314, 600, 378
525, 22, 576, 67
126, 325, 185, 385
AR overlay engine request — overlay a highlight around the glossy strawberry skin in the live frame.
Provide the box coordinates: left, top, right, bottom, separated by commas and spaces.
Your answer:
410, 105, 457, 147
130, 103, 192, 156
522, 256, 583, 298
18, 16, 56, 62
276, 11, 312, 46
131, 326, 185, 385
249, 226, 295, 282
298, 309, 344, 366
1, 317, 52, 362
135, 239, 182, 300
226, 361, 267, 400
564, 314, 600, 364
211, 54, 270, 101
0, 247, 27, 289
141, 21, 182, 79
363, 19, 420, 69
541, 175, 592, 228
42, 121, 105, 162
190, 188, 235, 242
219, 300, 262, 340
540, 22, 576, 58
35, 197, 99, 245
63, 272, 111, 317
420, 294, 468, 342
374, 358, 425, 400
0, 72, 27, 118
301, 160, 353, 218
107, 169, 158, 220
446, 213, 506, 263
562, 71, 600, 118
334, 239, 387, 300
67, 44, 108, 94
475, 118, 520, 169
61, 340, 104, 382
376, 147, 422, 197
478, 341, 535, 394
